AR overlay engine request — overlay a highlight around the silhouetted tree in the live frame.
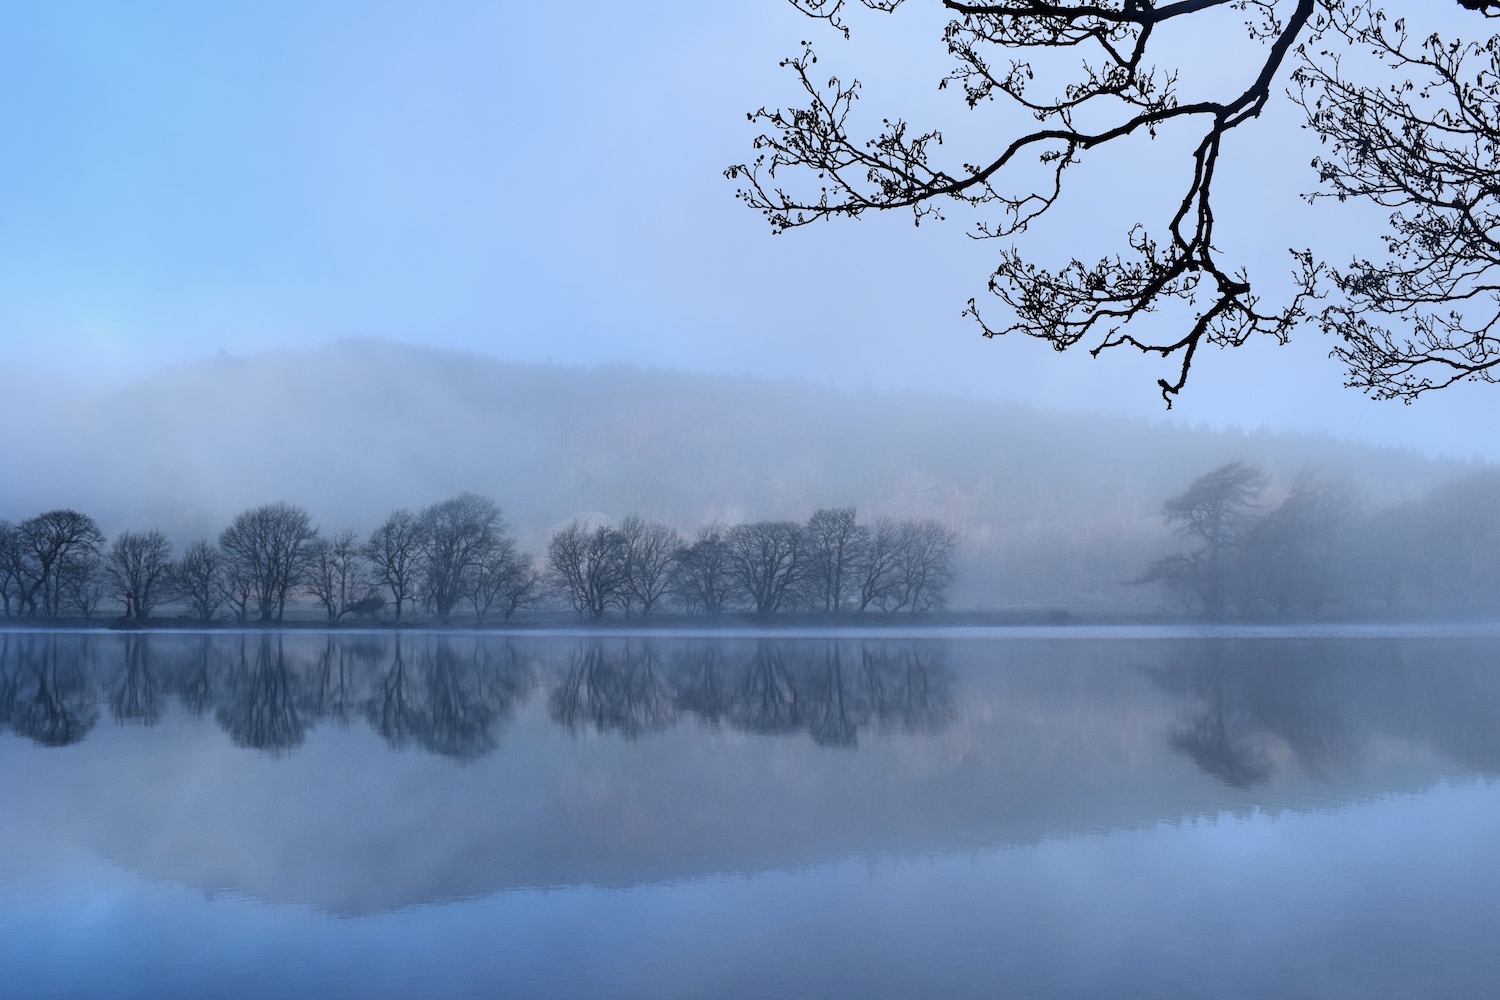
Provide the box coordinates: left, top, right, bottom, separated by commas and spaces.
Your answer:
619, 515, 680, 616
173, 540, 227, 622
308, 530, 372, 621
803, 507, 867, 612
727, 521, 805, 615
671, 524, 736, 614
365, 508, 425, 622
419, 493, 504, 623
0, 522, 23, 617
469, 538, 542, 623
59, 550, 107, 619
548, 519, 627, 618
854, 517, 903, 612
221, 552, 256, 622
1143, 463, 1268, 615
219, 502, 319, 622
17, 510, 105, 617
889, 519, 958, 612
729, 1, 1500, 402
107, 530, 173, 620
1293, 5, 1500, 399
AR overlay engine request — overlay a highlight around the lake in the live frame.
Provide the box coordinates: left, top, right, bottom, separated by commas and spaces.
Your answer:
2, 627, 1498, 998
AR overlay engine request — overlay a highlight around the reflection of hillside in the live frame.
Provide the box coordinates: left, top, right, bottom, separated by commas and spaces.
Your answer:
3, 633, 1500, 914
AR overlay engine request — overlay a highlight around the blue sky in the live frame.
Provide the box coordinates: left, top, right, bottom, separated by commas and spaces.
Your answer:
0, 1, 1495, 456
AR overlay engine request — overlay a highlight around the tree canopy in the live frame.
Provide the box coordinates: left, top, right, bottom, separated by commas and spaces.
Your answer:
728, 1, 1500, 404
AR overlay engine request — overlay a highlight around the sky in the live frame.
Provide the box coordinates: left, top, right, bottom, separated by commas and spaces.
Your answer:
0, 0, 1494, 457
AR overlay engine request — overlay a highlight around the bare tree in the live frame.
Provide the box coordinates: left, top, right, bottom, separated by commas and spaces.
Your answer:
219, 502, 319, 622
18, 510, 105, 618
1142, 462, 1268, 615
548, 519, 627, 619
730, 2, 1500, 402
107, 530, 173, 620
671, 524, 737, 614
726, 521, 805, 615
803, 507, 868, 612
365, 508, 425, 622
221, 553, 256, 623
308, 530, 371, 621
419, 493, 503, 623
0, 522, 23, 617
855, 517, 903, 612
1294, 5, 1500, 399
889, 519, 958, 612
469, 538, 542, 623
619, 515, 681, 617
1236, 472, 1356, 615
59, 549, 107, 619
174, 540, 227, 622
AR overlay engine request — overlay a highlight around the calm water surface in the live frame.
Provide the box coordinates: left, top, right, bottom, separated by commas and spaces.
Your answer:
2, 629, 1498, 998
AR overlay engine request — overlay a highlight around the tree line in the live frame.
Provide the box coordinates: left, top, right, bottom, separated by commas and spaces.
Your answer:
1143, 462, 1500, 618
0, 496, 956, 623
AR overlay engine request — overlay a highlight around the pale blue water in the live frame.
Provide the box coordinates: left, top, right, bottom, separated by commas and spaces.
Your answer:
1, 630, 1498, 998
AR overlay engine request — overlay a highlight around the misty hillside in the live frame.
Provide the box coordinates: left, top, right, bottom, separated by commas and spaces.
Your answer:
0, 340, 1474, 610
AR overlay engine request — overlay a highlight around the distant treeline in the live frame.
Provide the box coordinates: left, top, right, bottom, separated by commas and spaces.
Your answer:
1143, 463, 1500, 618
0, 496, 956, 623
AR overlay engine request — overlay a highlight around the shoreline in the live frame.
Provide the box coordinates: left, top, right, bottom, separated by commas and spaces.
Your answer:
4, 616, 1500, 641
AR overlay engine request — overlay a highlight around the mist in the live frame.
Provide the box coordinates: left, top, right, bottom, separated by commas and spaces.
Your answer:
0, 339, 1483, 615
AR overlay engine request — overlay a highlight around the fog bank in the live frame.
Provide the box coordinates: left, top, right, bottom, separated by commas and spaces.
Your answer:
0, 341, 1475, 610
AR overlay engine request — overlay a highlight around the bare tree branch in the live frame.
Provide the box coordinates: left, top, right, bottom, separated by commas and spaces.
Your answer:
732, 0, 1498, 404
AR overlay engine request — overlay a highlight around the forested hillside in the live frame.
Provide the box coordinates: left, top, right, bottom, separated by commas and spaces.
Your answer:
0, 340, 1476, 612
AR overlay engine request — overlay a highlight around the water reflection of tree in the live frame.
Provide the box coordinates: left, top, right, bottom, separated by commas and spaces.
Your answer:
367, 637, 532, 761
670, 645, 732, 725
1168, 696, 1276, 789
169, 635, 219, 716
859, 645, 953, 737
314, 634, 386, 726
1147, 640, 1500, 788
216, 635, 307, 754
0, 634, 98, 746
0, 633, 952, 756
551, 643, 677, 738
807, 647, 857, 747
109, 635, 162, 726
730, 644, 800, 736
561, 640, 953, 746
